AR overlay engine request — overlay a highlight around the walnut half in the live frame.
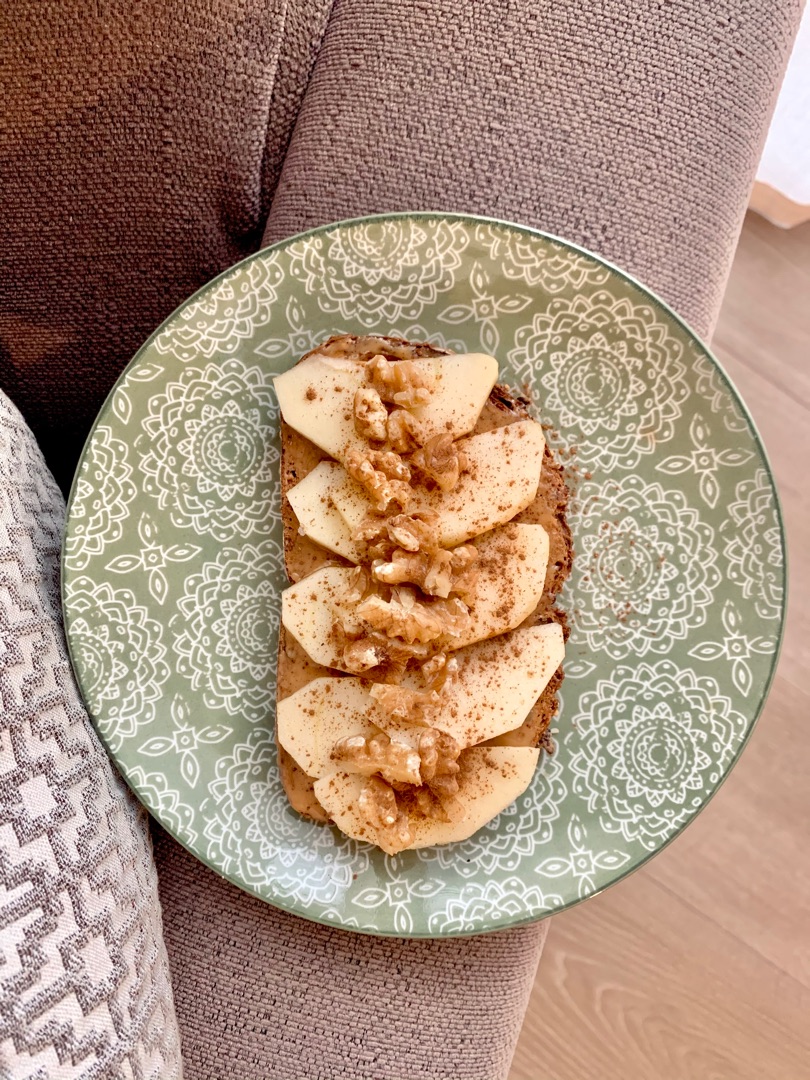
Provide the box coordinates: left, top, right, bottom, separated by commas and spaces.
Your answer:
355, 587, 471, 645
332, 732, 422, 786
345, 448, 413, 512
418, 729, 461, 799
372, 543, 479, 599
353, 386, 387, 442
368, 682, 440, 724
357, 776, 413, 854
366, 354, 436, 405
411, 433, 468, 492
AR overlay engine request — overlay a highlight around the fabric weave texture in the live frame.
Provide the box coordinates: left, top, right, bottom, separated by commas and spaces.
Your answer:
0, 390, 182, 1080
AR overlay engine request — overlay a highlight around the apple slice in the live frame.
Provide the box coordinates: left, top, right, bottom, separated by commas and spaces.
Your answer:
285, 461, 364, 564
281, 523, 550, 670
281, 566, 354, 670
330, 419, 546, 546
313, 746, 540, 853
273, 352, 498, 463
275, 623, 565, 755
277, 677, 422, 779
391, 623, 565, 748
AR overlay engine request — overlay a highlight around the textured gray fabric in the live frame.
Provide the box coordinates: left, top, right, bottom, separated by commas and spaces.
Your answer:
265, 0, 804, 342
0, 390, 182, 1079
154, 827, 546, 1080
0, 0, 324, 495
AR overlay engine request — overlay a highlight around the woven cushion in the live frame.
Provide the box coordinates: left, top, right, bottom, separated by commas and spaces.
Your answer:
0, 390, 182, 1079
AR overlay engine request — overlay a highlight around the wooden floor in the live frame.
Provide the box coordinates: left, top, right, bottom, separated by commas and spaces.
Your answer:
509, 212, 810, 1080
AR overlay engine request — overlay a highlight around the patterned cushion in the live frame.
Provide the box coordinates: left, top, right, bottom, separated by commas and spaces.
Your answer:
0, 390, 182, 1079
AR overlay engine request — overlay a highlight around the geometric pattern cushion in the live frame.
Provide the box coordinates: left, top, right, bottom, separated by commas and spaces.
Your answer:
0, 389, 182, 1079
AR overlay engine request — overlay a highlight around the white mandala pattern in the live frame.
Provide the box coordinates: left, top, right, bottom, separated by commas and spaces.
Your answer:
127, 767, 198, 847
568, 475, 720, 659
473, 222, 612, 293
252, 293, 335, 365
534, 814, 630, 898
203, 729, 367, 905
428, 877, 564, 935
508, 291, 689, 470
153, 256, 284, 362
568, 660, 747, 849
351, 870, 445, 937
688, 599, 778, 697
286, 219, 469, 327
438, 260, 532, 354
656, 414, 754, 509
63, 577, 170, 751
105, 512, 201, 605
138, 358, 279, 542
172, 540, 286, 722
691, 348, 749, 434
111, 359, 166, 427
63, 426, 136, 572
138, 694, 231, 788
61, 215, 784, 936
722, 469, 784, 620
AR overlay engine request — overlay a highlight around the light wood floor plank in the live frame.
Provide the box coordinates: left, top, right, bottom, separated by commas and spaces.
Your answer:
511, 874, 810, 1080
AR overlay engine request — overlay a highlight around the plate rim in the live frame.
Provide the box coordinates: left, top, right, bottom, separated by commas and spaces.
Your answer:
61, 211, 789, 938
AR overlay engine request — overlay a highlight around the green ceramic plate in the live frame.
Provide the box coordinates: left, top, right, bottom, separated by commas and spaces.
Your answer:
62, 213, 786, 937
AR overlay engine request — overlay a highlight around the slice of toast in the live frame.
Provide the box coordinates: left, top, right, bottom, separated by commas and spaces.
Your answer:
275, 335, 573, 820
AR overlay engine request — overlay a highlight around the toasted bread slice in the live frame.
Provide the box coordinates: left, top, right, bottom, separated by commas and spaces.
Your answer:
275, 335, 572, 820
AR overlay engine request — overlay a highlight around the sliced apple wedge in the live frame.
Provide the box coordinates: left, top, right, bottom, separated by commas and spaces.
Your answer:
329, 419, 546, 546
456, 522, 549, 647
281, 566, 353, 669
277, 677, 421, 779
286, 461, 364, 564
273, 351, 498, 463
313, 746, 540, 853
276, 624, 564, 755
281, 524, 551, 670
391, 623, 565, 747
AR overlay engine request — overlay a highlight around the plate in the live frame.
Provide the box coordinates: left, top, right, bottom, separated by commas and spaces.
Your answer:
62, 213, 786, 937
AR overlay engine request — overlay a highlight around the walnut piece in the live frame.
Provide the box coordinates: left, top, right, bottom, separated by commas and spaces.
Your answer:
448, 544, 480, 598
366, 354, 436, 405
386, 408, 424, 453
343, 729, 470, 851
353, 386, 388, 442
358, 776, 413, 854
352, 509, 442, 562
352, 515, 393, 560
385, 510, 441, 553
411, 433, 468, 492
335, 621, 433, 678
372, 543, 478, 599
345, 448, 413, 512
369, 682, 440, 724
355, 587, 471, 645
332, 732, 421, 785
372, 548, 455, 598
419, 652, 449, 684
418, 729, 462, 798
330, 566, 372, 636
365, 449, 411, 481
341, 638, 387, 672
